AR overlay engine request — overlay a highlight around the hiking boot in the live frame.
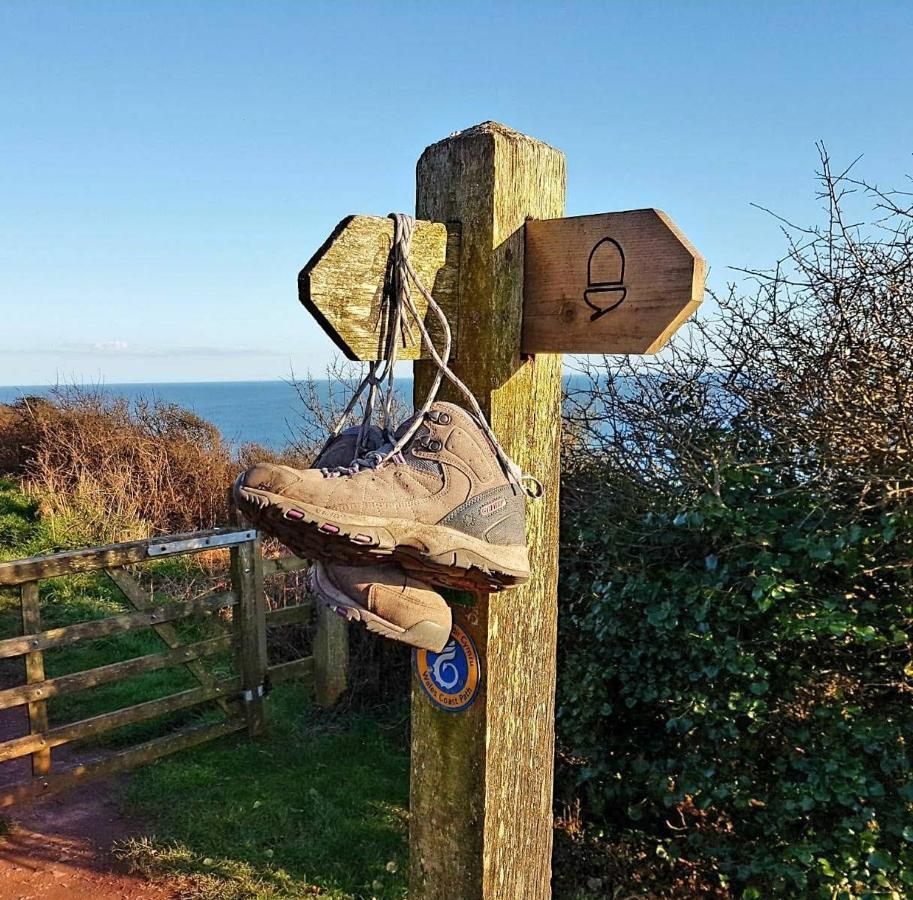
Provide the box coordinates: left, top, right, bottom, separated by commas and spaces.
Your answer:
236, 425, 451, 650
233, 401, 529, 591
233, 424, 384, 559
309, 560, 452, 652
312, 425, 385, 470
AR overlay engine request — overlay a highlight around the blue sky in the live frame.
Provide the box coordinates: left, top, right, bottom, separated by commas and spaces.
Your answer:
1, 0, 911, 385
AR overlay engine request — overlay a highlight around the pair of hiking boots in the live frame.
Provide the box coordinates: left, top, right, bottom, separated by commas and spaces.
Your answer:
232, 402, 529, 652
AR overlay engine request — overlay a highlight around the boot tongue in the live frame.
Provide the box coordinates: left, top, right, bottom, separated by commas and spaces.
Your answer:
393, 415, 419, 442
393, 401, 465, 440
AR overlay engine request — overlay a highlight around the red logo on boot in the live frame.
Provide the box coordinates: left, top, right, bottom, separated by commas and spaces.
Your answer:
479, 497, 507, 517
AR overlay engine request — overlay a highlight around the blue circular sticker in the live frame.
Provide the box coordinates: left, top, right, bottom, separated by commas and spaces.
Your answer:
413, 623, 481, 713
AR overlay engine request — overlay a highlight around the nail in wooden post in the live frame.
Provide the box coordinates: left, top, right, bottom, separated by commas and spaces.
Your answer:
20, 581, 51, 776
411, 122, 566, 899
313, 601, 348, 707
229, 529, 268, 736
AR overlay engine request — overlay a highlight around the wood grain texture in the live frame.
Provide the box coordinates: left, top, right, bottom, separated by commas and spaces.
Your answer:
106, 568, 237, 718
411, 121, 565, 900
0, 716, 246, 809
0, 590, 237, 659
261, 555, 310, 578
313, 601, 348, 707
266, 655, 316, 687
0, 677, 241, 764
20, 582, 51, 776
0, 635, 233, 711
264, 602, 313, 628
0, 527, 246, 586
523, 209, 705, 354
300, 215, 461, 361
230, 533, 268, 736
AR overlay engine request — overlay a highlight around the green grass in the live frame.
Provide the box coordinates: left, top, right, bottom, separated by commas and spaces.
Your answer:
1, 476, 411, 899
118, 686, 410, 900
0, 478, 234, 738
0, 477, 45, 560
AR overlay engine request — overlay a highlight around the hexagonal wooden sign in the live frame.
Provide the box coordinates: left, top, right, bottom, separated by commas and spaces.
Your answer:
522, 209, 705, 354
299, 215, 461, 361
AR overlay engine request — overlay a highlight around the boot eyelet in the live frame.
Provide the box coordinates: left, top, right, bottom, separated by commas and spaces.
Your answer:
428, 439, 443, 452
438, 413, 451, 425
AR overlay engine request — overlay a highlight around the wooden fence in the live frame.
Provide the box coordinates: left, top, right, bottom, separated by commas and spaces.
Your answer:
0, 526, 346, 808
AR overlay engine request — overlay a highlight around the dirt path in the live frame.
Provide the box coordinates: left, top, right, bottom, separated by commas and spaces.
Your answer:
0, 707, 175, 900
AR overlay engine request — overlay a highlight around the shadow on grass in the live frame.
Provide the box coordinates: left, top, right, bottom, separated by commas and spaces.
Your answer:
118, 683, 410, 900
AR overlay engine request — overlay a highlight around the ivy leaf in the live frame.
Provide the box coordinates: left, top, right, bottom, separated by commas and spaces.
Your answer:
867, 850, 893, 871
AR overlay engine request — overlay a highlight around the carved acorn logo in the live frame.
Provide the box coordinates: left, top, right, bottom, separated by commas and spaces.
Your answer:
583, 237, 627, 321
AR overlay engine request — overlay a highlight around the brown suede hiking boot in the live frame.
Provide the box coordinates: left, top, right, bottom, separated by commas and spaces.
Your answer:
233, 401, 530, 591
235, 425, 451, 649
309, 560, 451, 652
233, 424, 385, 560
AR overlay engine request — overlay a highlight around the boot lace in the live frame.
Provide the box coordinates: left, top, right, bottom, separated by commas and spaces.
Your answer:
321, 213, 543, 499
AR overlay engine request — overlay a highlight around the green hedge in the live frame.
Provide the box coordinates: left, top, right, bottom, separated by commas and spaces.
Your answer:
558, 461, 913, 897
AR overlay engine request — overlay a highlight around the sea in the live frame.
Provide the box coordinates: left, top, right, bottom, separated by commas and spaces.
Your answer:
0, 380, 353, 451
0, 378, 591, 451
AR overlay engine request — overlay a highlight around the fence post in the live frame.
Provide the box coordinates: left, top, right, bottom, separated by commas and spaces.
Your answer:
20, 581, 51, 776
410, 123, 566, 898
229, 530, 268, 736
296, 120, 702, 898
313, 601, 348, 707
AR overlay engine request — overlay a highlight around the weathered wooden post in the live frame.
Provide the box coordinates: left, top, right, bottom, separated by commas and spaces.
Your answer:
298, 120, 705, 899
313, 600, 348, 707
409, 122, 565, 899
229, 530, 268, 736
20, 581, 51, 776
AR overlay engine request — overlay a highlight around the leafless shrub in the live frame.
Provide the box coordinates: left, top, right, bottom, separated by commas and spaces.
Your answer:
565, 146, 913, 519
287, 359, 413, 459
558, 150, 913, 897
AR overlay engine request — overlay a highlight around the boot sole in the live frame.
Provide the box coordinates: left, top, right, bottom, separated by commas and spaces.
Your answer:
234, 480, 530, 593
308, 562, 452, 653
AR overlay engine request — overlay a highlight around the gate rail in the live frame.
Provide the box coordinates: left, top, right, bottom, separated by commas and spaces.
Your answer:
0, 526, 345, 808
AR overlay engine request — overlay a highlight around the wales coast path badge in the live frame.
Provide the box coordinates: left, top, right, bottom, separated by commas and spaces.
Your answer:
414, 623, 481, 713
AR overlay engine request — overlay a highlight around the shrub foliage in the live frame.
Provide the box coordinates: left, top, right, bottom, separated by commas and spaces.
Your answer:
558, 156, 913, 897
0, 387, 309, 546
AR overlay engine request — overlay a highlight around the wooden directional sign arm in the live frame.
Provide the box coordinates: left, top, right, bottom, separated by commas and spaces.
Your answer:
299, 215, 461, 361
302, 208, 704, 361
522, 208, 706, 355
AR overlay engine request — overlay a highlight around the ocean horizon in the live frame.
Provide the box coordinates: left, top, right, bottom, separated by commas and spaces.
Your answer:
0, 380, 368, 451
0, 377, 591, 451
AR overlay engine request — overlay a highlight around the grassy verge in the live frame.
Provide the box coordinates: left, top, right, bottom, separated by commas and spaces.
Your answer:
118, 686, 410, 900
0, 478, 232, 739
1, 476, 411, 898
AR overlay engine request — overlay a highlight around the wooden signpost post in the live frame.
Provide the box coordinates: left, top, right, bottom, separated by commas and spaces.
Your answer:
299, 121, 705, 900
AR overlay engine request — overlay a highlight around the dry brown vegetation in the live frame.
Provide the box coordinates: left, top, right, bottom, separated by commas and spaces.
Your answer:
0, 385, 309, 548
0, 378, 410, 709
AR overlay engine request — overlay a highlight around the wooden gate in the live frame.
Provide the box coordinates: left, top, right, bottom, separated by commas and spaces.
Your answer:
0, 526, 344, 808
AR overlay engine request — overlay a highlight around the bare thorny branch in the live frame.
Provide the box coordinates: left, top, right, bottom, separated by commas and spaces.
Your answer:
563, 148, 913, 528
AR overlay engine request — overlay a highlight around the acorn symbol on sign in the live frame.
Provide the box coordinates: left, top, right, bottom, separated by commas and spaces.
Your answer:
583, 237, 627, 321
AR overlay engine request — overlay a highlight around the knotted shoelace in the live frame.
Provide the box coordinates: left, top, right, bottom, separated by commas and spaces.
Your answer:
321, 213, 542, 498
